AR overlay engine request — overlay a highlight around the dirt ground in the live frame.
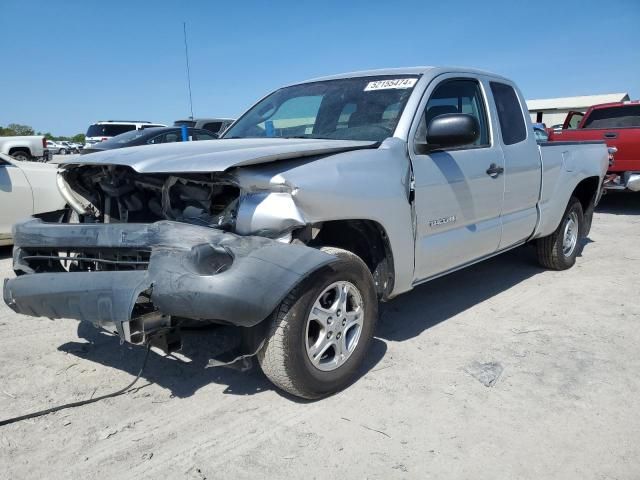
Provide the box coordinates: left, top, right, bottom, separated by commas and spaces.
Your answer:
1, 193, 638, 480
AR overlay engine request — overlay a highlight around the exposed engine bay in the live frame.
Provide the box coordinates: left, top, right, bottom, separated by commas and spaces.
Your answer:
59, 165, 241, 230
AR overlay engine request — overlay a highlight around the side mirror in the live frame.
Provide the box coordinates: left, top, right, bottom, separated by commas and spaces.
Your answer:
426, 113, 480, 149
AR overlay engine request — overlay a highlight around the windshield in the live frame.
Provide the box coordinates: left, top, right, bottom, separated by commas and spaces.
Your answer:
86, 124, 137, 137
224, 75, 420, 142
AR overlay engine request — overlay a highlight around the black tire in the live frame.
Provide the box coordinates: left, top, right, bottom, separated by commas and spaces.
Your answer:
536, 196, 584, 270
10, 150, 30, 162
258, 247, 378, 399
59, 148, 67, 155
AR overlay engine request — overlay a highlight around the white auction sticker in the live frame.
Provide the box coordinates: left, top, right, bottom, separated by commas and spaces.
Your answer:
364, 78, 418, 91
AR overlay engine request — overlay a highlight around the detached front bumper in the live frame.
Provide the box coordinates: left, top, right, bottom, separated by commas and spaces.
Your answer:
3, 218, 335, 343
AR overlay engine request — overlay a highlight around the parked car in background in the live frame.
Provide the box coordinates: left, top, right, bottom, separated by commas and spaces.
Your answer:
58, 141, 80, 153
4, 67, 609, 399
174, 118, 234, 136
0, 153, 66, 245
0, 135, 49, 162
549, 101, 640, 191
46, 140, 71, 155
533, 125, 549, 142
80, 127, 217, 154
84, 120, 166, 148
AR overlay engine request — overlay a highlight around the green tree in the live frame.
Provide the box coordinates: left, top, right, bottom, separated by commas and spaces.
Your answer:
0, 126, 14, 136
6, 123, 35, 136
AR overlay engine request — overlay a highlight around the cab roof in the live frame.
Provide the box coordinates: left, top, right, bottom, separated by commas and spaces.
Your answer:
295, 66, 510, 85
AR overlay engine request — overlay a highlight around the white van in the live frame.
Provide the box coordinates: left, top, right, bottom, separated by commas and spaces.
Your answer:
84, 120, 166, 147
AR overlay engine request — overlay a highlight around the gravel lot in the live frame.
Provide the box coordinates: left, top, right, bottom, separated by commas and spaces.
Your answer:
0, 193, 638, 479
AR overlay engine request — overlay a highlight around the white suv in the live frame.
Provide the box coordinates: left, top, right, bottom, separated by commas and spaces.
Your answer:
84, 120, 166, 148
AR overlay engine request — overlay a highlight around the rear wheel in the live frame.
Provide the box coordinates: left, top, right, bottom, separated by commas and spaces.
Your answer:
59, 148, 68, 155
258, 247, 377, 399
536, 196, 584, 270
10, 150, 30, 162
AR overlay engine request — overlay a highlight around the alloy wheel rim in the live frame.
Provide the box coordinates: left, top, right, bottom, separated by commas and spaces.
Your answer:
562, 211, 579, 257
305, 281, 364, 372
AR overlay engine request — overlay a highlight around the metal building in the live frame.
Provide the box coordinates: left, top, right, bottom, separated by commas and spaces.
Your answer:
526, 93, 630, 129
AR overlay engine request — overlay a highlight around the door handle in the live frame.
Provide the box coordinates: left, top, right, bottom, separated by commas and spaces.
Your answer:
486, 163, 504, 178
604, 132, 618, 139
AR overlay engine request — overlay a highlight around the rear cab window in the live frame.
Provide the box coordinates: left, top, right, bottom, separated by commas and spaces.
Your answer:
490, 82, 527, 145
86, 124, 136, 137
583, 105, 640, 129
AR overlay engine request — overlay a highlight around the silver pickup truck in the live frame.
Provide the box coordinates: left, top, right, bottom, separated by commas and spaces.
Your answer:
3, 67, 609, 399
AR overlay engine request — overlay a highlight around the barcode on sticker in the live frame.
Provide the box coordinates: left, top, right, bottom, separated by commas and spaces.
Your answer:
364, 78, 418, 91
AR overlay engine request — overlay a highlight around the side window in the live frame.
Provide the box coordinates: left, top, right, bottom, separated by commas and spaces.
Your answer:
193, 131, 216, 140
415, 79, 489, 150
202, 122, 222, 133
148, 134, 164, 144
490, 82, 527, 145
164, 132, 181, 143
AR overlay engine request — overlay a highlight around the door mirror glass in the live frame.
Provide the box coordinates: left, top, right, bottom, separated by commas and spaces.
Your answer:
426, 113, 480, 149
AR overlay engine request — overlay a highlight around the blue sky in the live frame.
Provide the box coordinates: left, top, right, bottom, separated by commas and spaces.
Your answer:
1, 0, 638, 135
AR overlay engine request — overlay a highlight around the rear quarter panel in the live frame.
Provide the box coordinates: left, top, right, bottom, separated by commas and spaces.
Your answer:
533, 142, 608, 238
0, 136, 45, 157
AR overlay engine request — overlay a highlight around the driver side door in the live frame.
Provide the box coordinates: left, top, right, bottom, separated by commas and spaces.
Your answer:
410, 76, 505, 281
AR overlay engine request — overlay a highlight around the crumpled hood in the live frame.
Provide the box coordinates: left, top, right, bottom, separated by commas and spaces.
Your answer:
60, 138, 377, 173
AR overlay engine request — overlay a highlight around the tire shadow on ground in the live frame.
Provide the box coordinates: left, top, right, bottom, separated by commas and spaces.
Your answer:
57, 322, 387, 401
376, 245, 545, 342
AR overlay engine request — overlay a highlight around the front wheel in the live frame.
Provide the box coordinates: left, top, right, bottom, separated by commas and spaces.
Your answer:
59, 148, 67, 155
536, 196, 584, 270
258, 247, 378, 399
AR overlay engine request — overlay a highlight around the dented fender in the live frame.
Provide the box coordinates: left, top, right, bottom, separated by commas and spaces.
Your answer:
3, 218, 337, 338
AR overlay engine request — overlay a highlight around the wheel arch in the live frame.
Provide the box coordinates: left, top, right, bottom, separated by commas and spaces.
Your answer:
535, 175, 602, 239
304, 219, 395, 300
8, 147, 31, 158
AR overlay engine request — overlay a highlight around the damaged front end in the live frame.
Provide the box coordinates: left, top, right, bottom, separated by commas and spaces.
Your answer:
57, 164, 242, 229
3, 164, 335, 347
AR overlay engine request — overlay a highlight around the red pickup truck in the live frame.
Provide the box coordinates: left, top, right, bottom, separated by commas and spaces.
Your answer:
548, 101, 640, 192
